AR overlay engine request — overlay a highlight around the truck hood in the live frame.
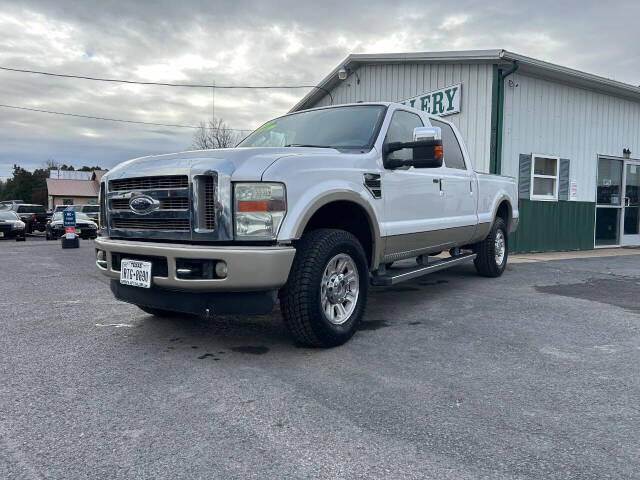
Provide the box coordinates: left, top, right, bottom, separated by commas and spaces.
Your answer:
105, 147, 338, 182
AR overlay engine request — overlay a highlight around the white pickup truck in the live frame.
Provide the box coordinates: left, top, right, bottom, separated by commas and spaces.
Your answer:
96, 102, 518, 347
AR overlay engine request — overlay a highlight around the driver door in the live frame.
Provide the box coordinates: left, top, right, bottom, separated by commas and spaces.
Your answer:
381, 110, 447, 260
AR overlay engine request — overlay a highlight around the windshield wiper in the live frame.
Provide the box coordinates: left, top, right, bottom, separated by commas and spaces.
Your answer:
283, 144, 334, 148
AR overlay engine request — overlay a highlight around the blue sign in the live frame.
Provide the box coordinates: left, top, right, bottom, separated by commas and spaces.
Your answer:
63, 210, 76, 227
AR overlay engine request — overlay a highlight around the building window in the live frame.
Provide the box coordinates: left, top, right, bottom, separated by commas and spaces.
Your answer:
530, 154, 559, 201
62, 198, 74, 205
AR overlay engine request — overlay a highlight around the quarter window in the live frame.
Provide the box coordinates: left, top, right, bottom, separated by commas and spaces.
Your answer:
430, 119, 466, 170
384, 110, 424, 161
530, 155, 559, 201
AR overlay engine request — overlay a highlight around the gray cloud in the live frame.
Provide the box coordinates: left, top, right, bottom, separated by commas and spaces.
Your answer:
1, 0, 638, 179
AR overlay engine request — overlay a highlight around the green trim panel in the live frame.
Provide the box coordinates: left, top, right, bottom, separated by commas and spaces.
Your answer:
489, 65, 499, 174
509, 199, 595, 253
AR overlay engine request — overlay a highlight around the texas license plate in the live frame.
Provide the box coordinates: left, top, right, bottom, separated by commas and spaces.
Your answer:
120, 259, 152, 288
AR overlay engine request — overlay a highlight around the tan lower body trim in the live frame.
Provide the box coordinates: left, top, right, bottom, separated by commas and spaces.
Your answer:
382, 224, 486, 262
95, 237, 296, 291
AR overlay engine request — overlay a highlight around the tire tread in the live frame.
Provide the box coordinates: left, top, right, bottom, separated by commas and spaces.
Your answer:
280, 228, 367, 347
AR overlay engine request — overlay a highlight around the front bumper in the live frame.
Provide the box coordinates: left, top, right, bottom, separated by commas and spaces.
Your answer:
94, 237, 296, 292
51, 227, 97, 239
0, 229, 24, 239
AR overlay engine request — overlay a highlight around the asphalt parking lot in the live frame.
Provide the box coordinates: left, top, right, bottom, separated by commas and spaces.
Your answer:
1, 237, 639, 479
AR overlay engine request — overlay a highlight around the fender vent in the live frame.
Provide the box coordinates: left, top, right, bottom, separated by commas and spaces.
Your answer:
364, 173, 382, 199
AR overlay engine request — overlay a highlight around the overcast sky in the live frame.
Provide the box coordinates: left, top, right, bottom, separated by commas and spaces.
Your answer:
0, 0, 638, 179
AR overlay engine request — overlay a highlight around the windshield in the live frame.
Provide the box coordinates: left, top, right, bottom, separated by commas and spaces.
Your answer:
52, 212, 91, 221
238, 105, 386, 149
0, 211, 18, 220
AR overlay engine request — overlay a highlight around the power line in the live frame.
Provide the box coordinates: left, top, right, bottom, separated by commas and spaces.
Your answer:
0, 65, 334, 102
0, 103, 253, 132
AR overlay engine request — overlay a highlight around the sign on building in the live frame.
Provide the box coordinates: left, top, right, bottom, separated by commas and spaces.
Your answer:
400, 83, 462, 116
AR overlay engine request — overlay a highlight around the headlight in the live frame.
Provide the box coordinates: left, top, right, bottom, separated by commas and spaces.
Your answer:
11, 221, 25, 230
234, 183, 286, 240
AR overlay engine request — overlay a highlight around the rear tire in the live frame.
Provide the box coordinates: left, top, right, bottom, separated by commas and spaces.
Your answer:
473, 217, 508, 277
280, 228, 368, 347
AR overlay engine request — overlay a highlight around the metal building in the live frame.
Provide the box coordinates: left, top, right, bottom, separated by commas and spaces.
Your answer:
291, 50, 640, 252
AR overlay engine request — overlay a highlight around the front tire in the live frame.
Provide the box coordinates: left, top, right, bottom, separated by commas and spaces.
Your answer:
280, 229, 368, 347
473, 217, 508, 277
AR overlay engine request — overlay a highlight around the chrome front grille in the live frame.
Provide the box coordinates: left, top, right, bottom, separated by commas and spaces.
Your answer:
107, 174, 192, 239
109, 175, 188, 192
112, 218, 190, 231
110, 197, 189, 211
106, 169, 227, 241
203, 176, 216, 229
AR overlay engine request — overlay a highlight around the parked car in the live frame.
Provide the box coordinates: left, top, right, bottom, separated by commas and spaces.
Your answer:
46, 212, 98, 240
67, 204, 100, 222
0, 200, 24, 210
10, 204, 47, 233
0, 210, 26, 241
95, 102, 519, 347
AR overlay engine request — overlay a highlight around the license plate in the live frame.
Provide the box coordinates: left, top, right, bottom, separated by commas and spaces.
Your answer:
120, 259, 152, 288
0, 232, 4, 237
75, 229, 81, 234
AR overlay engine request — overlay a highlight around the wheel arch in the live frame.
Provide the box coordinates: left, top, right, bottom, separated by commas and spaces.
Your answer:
492, 197, 513, 232
290, 193, 382, 270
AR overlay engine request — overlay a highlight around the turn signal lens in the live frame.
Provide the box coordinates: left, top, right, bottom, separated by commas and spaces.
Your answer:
434, 145, 443, 160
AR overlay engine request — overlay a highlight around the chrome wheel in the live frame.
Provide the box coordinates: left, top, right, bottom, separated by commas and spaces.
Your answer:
494, 229, 506, 266
320, 253, 359, 325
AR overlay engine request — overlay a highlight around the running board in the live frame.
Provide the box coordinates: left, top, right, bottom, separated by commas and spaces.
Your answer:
371, 253, 477, 286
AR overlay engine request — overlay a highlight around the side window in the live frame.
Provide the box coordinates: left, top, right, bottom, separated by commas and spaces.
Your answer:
430, 119, 466, 170
384, 110, 424, 161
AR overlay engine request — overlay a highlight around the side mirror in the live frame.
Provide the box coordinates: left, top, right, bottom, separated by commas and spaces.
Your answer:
382, 126, 443, 169
413, 126, 441, 142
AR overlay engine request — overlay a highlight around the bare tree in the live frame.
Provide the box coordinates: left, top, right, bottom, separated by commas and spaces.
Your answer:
44, 158, 59, 170
191, 118, 240, 150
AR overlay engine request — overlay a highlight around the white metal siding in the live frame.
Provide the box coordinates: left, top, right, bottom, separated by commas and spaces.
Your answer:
502, 72, 640, 202
309, 63, 494, 172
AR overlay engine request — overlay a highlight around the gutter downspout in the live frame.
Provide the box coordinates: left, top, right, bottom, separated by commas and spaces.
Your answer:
489, 58, 519, 174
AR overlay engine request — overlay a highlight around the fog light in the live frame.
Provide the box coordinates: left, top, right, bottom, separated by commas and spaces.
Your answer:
96, 249, 107, 269
215, 261, 228, 278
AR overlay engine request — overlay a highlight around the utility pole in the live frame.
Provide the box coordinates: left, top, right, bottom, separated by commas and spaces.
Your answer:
212, 79, 215, 127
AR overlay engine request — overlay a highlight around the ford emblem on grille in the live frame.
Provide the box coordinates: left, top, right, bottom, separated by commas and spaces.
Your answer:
129, 194, 159, 214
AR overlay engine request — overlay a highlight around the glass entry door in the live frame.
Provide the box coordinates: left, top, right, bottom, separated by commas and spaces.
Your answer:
595, 158, 623, 246
622, 161, 640, 246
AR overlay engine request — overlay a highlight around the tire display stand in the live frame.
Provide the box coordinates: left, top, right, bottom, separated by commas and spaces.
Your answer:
61, 236, 80, 249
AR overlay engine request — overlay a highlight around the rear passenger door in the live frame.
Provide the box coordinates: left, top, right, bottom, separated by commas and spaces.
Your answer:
430, 119, 477, 244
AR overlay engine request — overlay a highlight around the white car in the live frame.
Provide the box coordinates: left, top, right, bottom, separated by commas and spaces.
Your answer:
96, 102, 519, 347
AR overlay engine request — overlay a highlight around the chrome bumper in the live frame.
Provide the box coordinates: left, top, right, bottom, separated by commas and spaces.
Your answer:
95, 237, 296, 291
